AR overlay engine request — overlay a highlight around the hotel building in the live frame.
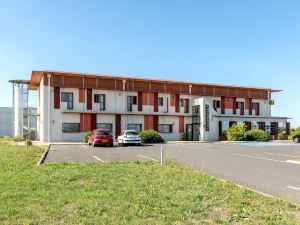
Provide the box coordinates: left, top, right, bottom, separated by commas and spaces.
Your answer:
28, 71, 290, 142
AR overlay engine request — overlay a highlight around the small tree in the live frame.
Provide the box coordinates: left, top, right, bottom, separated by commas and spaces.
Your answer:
246, 129, 270, 142
226, 124, 246, 141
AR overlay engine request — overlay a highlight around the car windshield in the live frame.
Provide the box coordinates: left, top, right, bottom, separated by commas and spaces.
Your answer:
96, 131, 111, 135
126, 131, 138, 136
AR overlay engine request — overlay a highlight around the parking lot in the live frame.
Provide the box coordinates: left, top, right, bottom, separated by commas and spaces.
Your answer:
45, 142, 300, 203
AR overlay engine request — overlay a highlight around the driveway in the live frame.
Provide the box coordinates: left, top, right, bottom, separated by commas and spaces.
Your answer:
45, 142, 300, 203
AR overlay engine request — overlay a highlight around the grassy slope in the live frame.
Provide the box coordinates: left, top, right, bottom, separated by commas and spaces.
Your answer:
0, 144, 300, 225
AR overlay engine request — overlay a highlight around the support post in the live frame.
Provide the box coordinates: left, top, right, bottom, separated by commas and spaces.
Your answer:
160, 145, 164, 165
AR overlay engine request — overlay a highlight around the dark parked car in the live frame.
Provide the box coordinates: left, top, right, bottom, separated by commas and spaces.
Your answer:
88, 129, 113, 147
293, 135, 300, 143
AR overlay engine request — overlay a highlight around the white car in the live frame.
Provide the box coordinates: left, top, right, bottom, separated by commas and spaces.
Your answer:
118, 130, 142, 146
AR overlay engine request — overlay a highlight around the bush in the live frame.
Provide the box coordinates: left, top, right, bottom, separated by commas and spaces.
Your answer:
139, 130, 164, 143
246, 129, 270, 142
26, 140, 32, 146
12, 136, 24, 142
278, 132, 285, 140
83, 131, 93, 143
225, 124, 246, 141
289, 128, 300, 140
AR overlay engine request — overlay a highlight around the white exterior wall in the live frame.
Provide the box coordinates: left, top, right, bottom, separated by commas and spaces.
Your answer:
159, 116, 181, 141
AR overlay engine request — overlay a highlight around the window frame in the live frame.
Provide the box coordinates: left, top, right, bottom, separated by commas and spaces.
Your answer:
96, 123, 112, 131
127, 124, 142, 132
158, 124, 173, 133
62, 123, 80, 133
61, 92, 73, 109
158, 97, 164, 106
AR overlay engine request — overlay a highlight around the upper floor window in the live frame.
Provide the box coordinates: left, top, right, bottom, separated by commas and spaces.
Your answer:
158, 97, 164, 106
127, 96, 137, 112
180, 99, 189, 113
213, 100, 221, 111
61, 92, 73, 109
252, 102, 260, 116
236, 102, 244, 115
94, 94, 105, 111
158, 124, 173, 133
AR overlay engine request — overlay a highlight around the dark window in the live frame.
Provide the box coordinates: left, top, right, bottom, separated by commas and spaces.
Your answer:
94, 94, 105, 111
158, 97, 164, 106
62, 123, 80, 133
252, 102, 260, 116
180, 99, 189, 113
132, 96, 137, 105
97, 123, 112, 131
127, 96, 136, 111
99, 94, 105, 111
158, 124, 173, 133
213, 100, 221, 111
61, 92, 73, 109
128, 124, 142, 132
236, 102, 244, 115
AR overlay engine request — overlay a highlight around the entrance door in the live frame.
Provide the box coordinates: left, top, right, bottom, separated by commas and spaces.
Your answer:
186, 124, 193, 141
192, 124, 200, 141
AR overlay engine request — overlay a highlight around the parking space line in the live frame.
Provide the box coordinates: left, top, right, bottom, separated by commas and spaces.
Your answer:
264, 152, 300, 158
232, 154, 285, 163
138, 155, 159, 162
92, 155, 105, 163
287, 186, 300, 191
81, 145, 87, 149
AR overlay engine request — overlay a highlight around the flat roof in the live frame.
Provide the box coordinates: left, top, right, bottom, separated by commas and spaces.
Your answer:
29, 70, 282, 92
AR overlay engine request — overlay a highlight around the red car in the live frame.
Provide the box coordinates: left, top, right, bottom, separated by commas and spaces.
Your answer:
88, 129, 114, 147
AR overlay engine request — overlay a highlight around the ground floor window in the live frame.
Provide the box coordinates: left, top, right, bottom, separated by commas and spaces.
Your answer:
251, 122, 259, 130
128, 124, 142, 132
158, 124, 173, 133
278, 122, 286, 134
265, 122, 271, 134
221, 121, 229, 133
62, 123, 80, 133
97, 123, 112, 131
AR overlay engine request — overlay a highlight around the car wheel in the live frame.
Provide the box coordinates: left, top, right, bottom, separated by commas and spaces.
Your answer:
294, 137, 299, 143
109, 143, 113, 147
88, 140, 91, 145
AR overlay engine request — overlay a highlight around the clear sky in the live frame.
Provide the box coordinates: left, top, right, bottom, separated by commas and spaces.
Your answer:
0, 0, 299, 127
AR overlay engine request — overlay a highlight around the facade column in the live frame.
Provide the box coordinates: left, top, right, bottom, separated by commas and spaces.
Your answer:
189, 84, 192, 114
47, 74, 51, 142
122, 80, 126, 132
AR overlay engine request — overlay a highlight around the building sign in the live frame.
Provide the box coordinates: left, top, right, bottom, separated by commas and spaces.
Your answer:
269, 100, 275, 105
205, 104, 209, 131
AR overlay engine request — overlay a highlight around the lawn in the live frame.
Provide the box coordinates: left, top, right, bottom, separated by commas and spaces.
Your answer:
1, 144, 300, 224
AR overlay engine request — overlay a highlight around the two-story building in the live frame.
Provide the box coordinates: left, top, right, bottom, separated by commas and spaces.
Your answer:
28, 70, 290, 142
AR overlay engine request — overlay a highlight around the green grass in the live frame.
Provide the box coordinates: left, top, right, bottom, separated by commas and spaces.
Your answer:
1, 144, 300, 225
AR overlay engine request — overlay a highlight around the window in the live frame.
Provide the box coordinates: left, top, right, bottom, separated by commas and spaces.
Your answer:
62, 123, 80, 133
158, 124, 173, 133
61, 92, 73, 109
97, 123, 112, 131
265, 122, 271, 135
158, 97, 164, 106
94, 94, 105, 111
236, 102, 244, 115
180, 99, 189, 113
279, 122, 286, 134
127, 96, 137, 111
128, 124, 142, 132
252, 102, 260, 116
213, 100, 221, 111
251, 121, 259, 130
221, 121, 230, 133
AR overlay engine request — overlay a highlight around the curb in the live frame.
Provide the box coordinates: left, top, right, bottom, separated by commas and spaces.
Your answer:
37, 144, 51, 166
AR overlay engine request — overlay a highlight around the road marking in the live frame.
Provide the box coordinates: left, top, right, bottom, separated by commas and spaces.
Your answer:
232, 154, 286, 163
81, 145, 87, 149
287, 186, 300, 191
138, 155, 159, 162
92, 155, 105, 163
286, 160, 300, 165
264, 152, 300, 158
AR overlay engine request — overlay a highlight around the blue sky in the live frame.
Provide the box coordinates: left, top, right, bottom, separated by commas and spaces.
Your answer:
0, 0, 299, 127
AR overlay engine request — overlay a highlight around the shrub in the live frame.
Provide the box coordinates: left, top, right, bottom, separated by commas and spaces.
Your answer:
289, 128, 300, 140
139, 130, 164, 143
83, 131, 93, 143
278, 132, 285, 140
26, 140, 32, 146
246, 129, 270, 142
12, 136, 24, 142
225, 124, 246, 141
